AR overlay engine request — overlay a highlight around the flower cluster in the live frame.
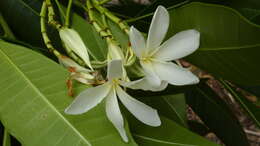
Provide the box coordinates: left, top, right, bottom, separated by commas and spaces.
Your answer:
59, 6, 200, 142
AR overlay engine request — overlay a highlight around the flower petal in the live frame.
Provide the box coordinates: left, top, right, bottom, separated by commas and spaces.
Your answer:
65, 82, 111, 115
146, 6, 169, 52
153, 61, 199, 85
154, 29, 200, 61
107, 60, 123, 80
129, 26, 146, 57
141, 61, 161, 87
59, 28, 93, 70
58, 55, 92, 74
106, 88, 128, 142
108, 41, 124, 60
121, 78, 168, 92
70, 73, 93, 84
116, 86, 161, 126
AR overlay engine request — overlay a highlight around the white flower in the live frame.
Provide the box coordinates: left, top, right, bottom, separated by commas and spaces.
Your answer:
128, 6, 200, 90
65, 60, 161, 142
59, 28, 93, 70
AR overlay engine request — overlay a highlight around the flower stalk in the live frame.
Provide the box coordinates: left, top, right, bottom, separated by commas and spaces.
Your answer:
40, 1, 61, 57
91, 0, 129, 34
45, 0, 62, 30
65, 0, 73, 27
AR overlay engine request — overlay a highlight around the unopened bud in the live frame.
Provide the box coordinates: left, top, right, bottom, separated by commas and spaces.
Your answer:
59, 28, 93, 70
107, 41, 124, 60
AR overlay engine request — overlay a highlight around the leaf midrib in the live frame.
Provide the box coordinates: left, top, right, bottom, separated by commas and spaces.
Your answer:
220, 80, 260, 127
133, 134, 197, 146
162, 97, 186, 126
17, 0, 40, 16
0, 47, 92, 146
199, 44, 260, 51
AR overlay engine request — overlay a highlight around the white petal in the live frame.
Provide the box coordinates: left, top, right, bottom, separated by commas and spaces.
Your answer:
108, 42, 124, 60
58, 56, 92, 74
121, 78, 168, 92
59, 28, 93, 70
70, 73, 92, 84
116, 86, 161, 126
65, 82, 111, 115
107, 60, 123, 80
153, 61, 199, 86
140, 61, 161, 87
154, 29, 200, 61
146, 6, 169, 52
106, 88, 128, 142
129, 26, 146, 57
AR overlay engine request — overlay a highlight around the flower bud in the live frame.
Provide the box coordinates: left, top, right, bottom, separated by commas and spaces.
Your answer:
59, 28, 93, 70
107, 41, 124, 60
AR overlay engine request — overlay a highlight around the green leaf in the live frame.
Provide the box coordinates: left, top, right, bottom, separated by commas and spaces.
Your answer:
0, 12, 15, 39
220, 80, 260, 128
186, 82, 249, 146
0, 40, 137, 146
3, 129, 11, 146
108, 20, 129, 50
0, 0, 43, 47
70, 11, 108, 61
0, 0, 108, 61
167, 2, 260, 85
129, 116, 218, 146
136, 93, 188, 127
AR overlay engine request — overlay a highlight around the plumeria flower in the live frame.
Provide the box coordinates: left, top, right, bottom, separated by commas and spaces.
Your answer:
59, 28, 93, 70
128, 6, 200, 91
65, 60, 161, 142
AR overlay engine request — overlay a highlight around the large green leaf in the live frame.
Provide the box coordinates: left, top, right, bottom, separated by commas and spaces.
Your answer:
220, 80, 260, 127
129, 116, 218, 146
136, 93, 188, 127
0, 40, 137, 146
228, 0, 260, 23
186, 82, 249, 146
166, 2, 260, 85
0, 0, 43, 47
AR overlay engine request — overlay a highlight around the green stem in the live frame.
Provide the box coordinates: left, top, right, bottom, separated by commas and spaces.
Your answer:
86, 0, 112, 40
90, 0, 136, 65
91, 0, 129, 34
40, 1, 61, 57
65, 0, 73, 27
45, 0, 62, 30
98, 0, 112, 5
126, 0, 190, 23
43, 1, 84, 65
0, 12, 15, 39
3, 129, 11, 146
54, 0, 66, 21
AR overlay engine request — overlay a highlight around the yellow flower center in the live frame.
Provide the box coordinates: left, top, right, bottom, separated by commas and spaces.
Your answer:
141, 56, 152, 63
112, 79, 120, 87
